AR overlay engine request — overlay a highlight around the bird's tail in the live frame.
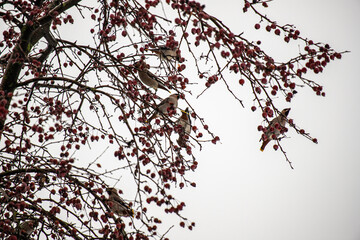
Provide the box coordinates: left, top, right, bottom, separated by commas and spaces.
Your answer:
129, 208, 135, 217
148, 48, 160, 54
260, 140, 270, 152
158, 82, 170, 93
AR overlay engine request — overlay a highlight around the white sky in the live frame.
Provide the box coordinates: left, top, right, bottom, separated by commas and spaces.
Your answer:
163, 0, 360, 240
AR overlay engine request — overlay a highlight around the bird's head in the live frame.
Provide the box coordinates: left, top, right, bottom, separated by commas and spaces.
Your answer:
282, 108, 291, 117
133, 60, 148, 70
106, 187, 117, 195
133, 61, 141, 68
170, 93, 180, 99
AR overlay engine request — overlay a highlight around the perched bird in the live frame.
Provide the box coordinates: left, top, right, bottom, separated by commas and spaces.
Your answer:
134, 61, 170, 92
176, 108, 191, 148
106, 188, 134, 217
148, 45, 180, 61
18, 220, 38, 238
148, 94, 180, 122
260, 108, 291, 151
37, 173, 49, 190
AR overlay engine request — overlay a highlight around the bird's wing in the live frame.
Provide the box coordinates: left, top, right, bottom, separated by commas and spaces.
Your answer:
158, 97, 170, 108
112, 196, 131, 209
147, 70, 169, 86
268, 115, 280, 126
145, 69, 159, 80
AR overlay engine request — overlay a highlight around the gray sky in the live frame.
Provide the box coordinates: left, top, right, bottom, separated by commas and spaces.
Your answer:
163, 0, 360, 239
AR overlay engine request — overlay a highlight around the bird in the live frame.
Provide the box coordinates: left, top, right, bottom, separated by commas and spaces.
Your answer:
18, 219, 38, 238
37, 173, 49, 190
260, 108, 291, 151
106, 188, 134, 217
148, 45, 180, 61
133, 61, 170, 92
176, 108, 191, 148
147, 94, 180, 122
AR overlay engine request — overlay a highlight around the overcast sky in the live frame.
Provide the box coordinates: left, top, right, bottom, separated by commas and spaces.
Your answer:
163, 0, 360, 240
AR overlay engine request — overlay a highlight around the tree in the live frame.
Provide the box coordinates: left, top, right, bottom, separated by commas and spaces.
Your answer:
0, 0, 344, 239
